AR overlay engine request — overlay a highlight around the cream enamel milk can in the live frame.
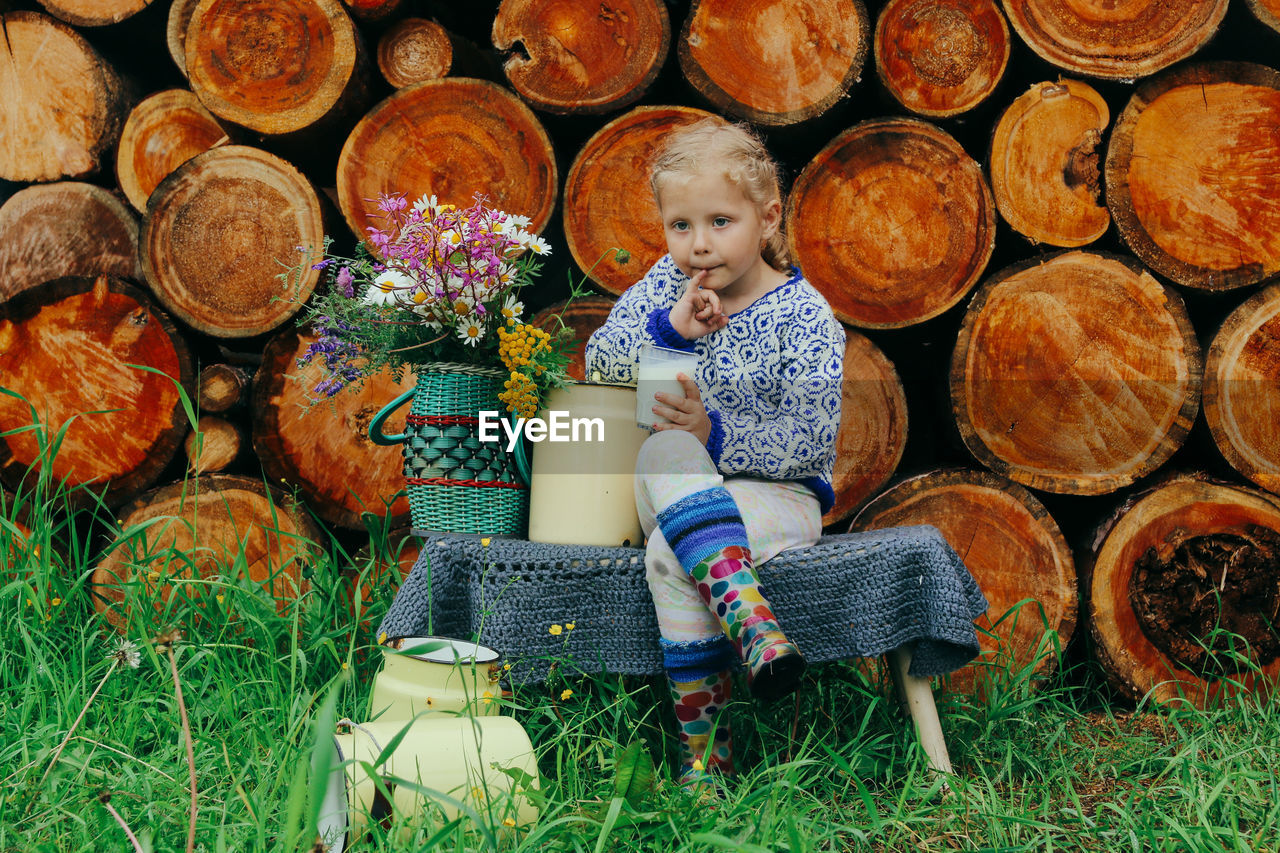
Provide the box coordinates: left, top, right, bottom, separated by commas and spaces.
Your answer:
316, 715, 539, 851
368, 636, 502, 720
514, 381, 648, 547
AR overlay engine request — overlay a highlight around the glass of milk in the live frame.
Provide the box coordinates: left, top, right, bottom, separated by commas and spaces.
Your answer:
636, 343, 699, 427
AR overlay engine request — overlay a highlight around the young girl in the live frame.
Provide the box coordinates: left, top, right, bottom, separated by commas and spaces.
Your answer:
585, 118, 845, 785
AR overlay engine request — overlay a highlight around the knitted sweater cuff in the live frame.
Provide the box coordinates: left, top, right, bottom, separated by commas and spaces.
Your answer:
645, 308, 696, 352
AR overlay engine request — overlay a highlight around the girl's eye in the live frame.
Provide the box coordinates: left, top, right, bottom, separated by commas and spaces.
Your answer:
671, 221, 689, 231
713, 217, 730, 227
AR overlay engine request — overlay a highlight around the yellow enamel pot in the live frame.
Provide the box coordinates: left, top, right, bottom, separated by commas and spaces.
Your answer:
316, 715, 540, 851
369, 636, 502, 720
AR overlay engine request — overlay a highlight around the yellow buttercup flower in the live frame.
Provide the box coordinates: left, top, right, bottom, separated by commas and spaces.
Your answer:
481, 537, 491, 547
548, 624, 562, 636
691, 759, 705, 772
560, 689, 573, 701
503, 818, 516, 827
565, 622, 575, 631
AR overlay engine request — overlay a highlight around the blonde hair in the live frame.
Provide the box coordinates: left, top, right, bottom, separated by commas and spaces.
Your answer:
649, 118, 791, 272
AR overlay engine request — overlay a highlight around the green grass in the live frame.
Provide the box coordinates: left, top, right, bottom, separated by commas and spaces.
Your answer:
2, 424, 1278, 852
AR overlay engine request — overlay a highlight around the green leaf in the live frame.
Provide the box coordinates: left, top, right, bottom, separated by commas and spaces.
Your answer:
609, 741, 655, 809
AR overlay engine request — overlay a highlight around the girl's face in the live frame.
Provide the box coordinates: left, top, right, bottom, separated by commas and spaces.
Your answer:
656, 169, 781, 299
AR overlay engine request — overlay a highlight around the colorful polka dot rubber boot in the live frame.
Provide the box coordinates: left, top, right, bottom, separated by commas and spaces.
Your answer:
656, 488, 807, 702
669, 669, 735, 785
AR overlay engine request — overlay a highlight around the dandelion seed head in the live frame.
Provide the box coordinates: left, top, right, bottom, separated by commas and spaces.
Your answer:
111, 638, 141, 669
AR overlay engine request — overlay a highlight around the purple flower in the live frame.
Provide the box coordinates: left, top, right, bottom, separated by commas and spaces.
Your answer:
336, 266, 355, 297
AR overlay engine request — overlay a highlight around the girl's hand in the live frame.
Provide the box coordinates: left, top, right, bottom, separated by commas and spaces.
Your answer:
652, 374, 711, 445
668, 271, 728, 340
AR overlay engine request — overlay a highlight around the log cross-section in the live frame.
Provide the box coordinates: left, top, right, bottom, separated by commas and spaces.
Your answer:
185, 0, 368, 136
92, 474, 320, 630
336, 78, 558, 241
788, 117, 995, 328
140, 145, 324, 339
493, 0, 671, 114
0, 276, 194, 508
874, 0, 1010, 118
1088, 475, 1280, 706
853, 469, 1077, 697
116, 89, 229, 213
1204, 283, 1280, 495
1001, 0, 1228, 80
0, 11, 129, 182
990, 79, 1110, 248
1106, 61, 1280, 291
951, 251, 1201, 495
678, 0, 870, 126
252, 327, 413, 530
0, 183, 141, 303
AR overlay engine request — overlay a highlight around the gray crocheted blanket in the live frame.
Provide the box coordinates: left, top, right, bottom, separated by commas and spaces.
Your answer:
378, 526, 987, 683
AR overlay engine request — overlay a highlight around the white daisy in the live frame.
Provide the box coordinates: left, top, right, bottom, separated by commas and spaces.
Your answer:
501, 294, 524, 323
364, 269, 415, 306
457, 319, 485, 346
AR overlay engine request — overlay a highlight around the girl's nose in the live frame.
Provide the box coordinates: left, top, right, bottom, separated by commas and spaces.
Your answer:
691, 226, 711, 253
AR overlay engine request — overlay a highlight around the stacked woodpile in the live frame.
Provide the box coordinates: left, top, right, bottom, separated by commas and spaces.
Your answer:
2, 0, 1279, 706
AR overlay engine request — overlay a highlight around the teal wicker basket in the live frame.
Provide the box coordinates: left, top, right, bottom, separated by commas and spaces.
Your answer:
369, 363, 528, 536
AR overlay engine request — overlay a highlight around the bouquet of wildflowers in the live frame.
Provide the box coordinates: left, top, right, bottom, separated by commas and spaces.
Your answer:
283, 193, 580, 417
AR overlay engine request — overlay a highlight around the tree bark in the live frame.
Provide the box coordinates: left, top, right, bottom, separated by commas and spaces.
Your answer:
92, 474, 320, 630
562, 105, 714, 296
1087, 474, 1280, 706
824, 331, 906, 528
678, 0, 870, 126
139, 145, 325, 339
197, 364, 252, 414
1002, 0, 1228, 80
166, 0, 200, 78
1105, 61, 1280, 292
531, 296, 618, 382
115, 89, 229, 213
251, 327, 414, 530
788, 117, 995, 328
185, 0, 369, 136
0, 11, 130, 182
990, 79, 1110, 248
873, 0, 1010, 118
0, 182, 141, 303
493, 0, 670, 114
1247, 0, 1280, 35
1204, 283, 1280, 496
853, 468, 1077, 696
0, 276, 194, 508
336, 77, 558, 240
951, 251, 1201, 495
36, 0, 151, 27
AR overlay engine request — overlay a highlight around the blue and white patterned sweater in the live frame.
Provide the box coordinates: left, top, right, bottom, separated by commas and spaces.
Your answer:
586, 254, 845, 513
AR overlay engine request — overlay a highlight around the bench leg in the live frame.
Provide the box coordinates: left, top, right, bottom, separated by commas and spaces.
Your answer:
886, 646, 954, 776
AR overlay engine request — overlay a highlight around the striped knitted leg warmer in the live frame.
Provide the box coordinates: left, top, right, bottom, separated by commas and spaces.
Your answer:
662, 638, 736, 782
656, 488, 807, 702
